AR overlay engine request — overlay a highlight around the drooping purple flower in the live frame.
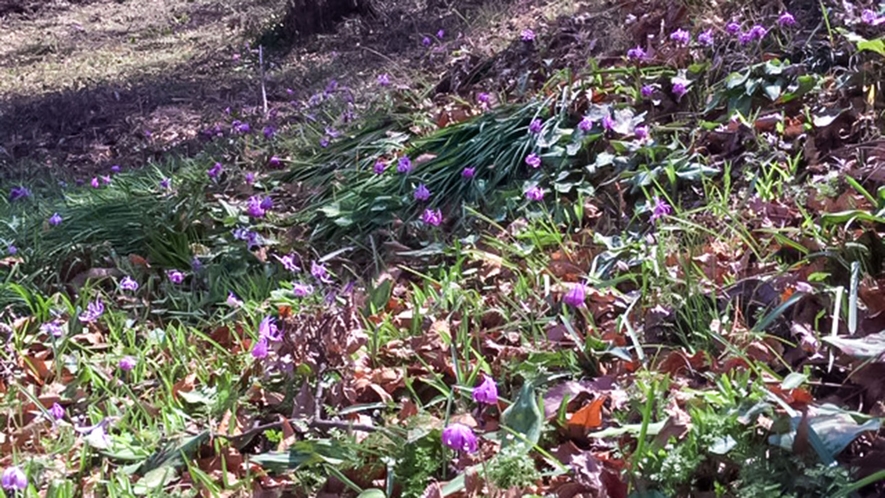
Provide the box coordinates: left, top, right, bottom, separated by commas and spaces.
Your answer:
268, 155, 282, 168
120, 276, 138, 291
778, 12, 796, 27
208, 162, 223, 180
749, 24, 767, 40
437, 29, 445, 38
472, 374, 498, 405
246, 196, 266, 218
627, 46, 647, 60
263, 126, 276, 140
110, 165, 121, 174
477, 92, 491, 104
233, 228, 260, 249
422, 208, 443, 226
634, 125, 649, 140
8, 245, 16, 255
563, 283, 586, 308
725, 21, 741, 34
861, 9, 880, 25
320, 138, 330, 148
422, 36, 432, 47
525, 186, 544, 201
578, 116, 594, 132
641, 84, 655, 98
293, 282, 313, 297
260, 196, 273, 211
738, 31, 754, 45
651, 196, 672, 221
442, 423, 478, 452
602, 115, 615, 131
462, 167, 476, 179
226, 292, 243, 307
697, 29, 714, 46
276, 253, 300, 272
397, 156, 413, 174
167, 270, 185, 284
311, 261, 332, 283
672, 82, 688, 99
528, 118, 543, 134
525, 153, 542, 169
520, 28, 535, 42
42, 321, 63, 337
413, 184, 431, 201
251, 337, 269, 359
1, 466, 27, 491
118, 356, 137, 371
245, 172, 255, 184
79, 299, 104, 323
49, 402, 65, 421
670, 28, 690, 45
9, 186, 31, 201
373, 160, 386, 174
259, 316, 281, 342
90, 177, 100, 189
160, 178, 171, 189
232, 120, 251, 134
377, 73, 391, 87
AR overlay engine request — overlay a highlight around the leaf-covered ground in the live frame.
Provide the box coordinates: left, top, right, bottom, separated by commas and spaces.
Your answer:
3, 0, 885, 497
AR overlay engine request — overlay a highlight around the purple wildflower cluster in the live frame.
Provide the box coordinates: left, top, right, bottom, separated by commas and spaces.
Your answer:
251, 316, 282, 359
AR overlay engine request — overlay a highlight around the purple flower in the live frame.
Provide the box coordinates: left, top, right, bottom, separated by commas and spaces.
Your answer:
324, 79, 339, 94
377, 73, 391, 87
672, 82, 688, 99
191, 257, 202, 272
602, 115, 615, 131
578, 116, 594, 132
462, 167, 476, 179
167, 270, 185, 284
437, 29, 445, 38
472, 374, 498, 405
697, 29, 714, 46
563, 283, 586, 308
160, 178, 171, 189
651, 196, 672, 221
634, 125, 649, 140
1, 466, 27, 491
263, 126, 276, 140
726, 21, 741, 34
91, 177, 100, 188
9, 186, 31, 201
413, 184, 431, 201
247, 196, 266, 218
119, 356, 137, 371
778, 12, 796, 27
641, 84, 655, 97
525, 153, 542, 169
260, 196, 274, 211
208, 162, 223, 180
738, 31, 754, 45
320, 138, 330, 148
477, 92, 491, 104
311, 261, 332, 283
749, 24, 767, 40
232, 120, 251, 134
245, 172, 255, 184
8, 245, 16, 255
422, 208, 443, 226
259, 316, 281, 342
397, 156, 413, 174
120, 276, 138, 291
670, 28, 690, 45
528, 118, 543, 134
269, 155, 282, 168
627, 46, 647, 60
862, 9, 880, 25
251, 337, 269, 359
110, 165, 121, 174
276, 253, 300, 272
293, 282, 313, 297
100, 175, 112, 185
442, 423, 478, 452
373, 161, 386, 174
79, 299, 104, 323
49, 402, 65, 421
422, 36, 432, 47
525, 186, 544, 201
42, 321, 63, 337
520, 28, 535, 42
233, 228, 260, 249
226, 292, 243, 307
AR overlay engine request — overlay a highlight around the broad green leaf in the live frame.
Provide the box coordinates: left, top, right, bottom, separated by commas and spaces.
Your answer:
501, 381, 543, 449
768, 407, 880, 458
781, 372, 808, 390
857, 38, 885, 57
357, 490, 387, 498
133, 467, 177, 496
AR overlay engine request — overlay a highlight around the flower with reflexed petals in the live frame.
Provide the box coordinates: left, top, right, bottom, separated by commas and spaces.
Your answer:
119, 356, 136, 371
79, 299, 104, 323
442, 423, 478, 452
49, 402, 65, 421
525, 186, 544, 201
472, 375, 498, 405
525, 153, 542, 169
167, 270, 184, 284
651, 196, 672, 221
778, 12, 796, 27
462, 167, 476, 179
422, 209, 443, 226
1, 466, 27, 491
49, 213, 62, 226
414, 184, 431, 201
563, 283, 586, 308
120, 276, 138, 291
670, 28, 690, 45
397, 156, 413, 174
520, 28, 535, 42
